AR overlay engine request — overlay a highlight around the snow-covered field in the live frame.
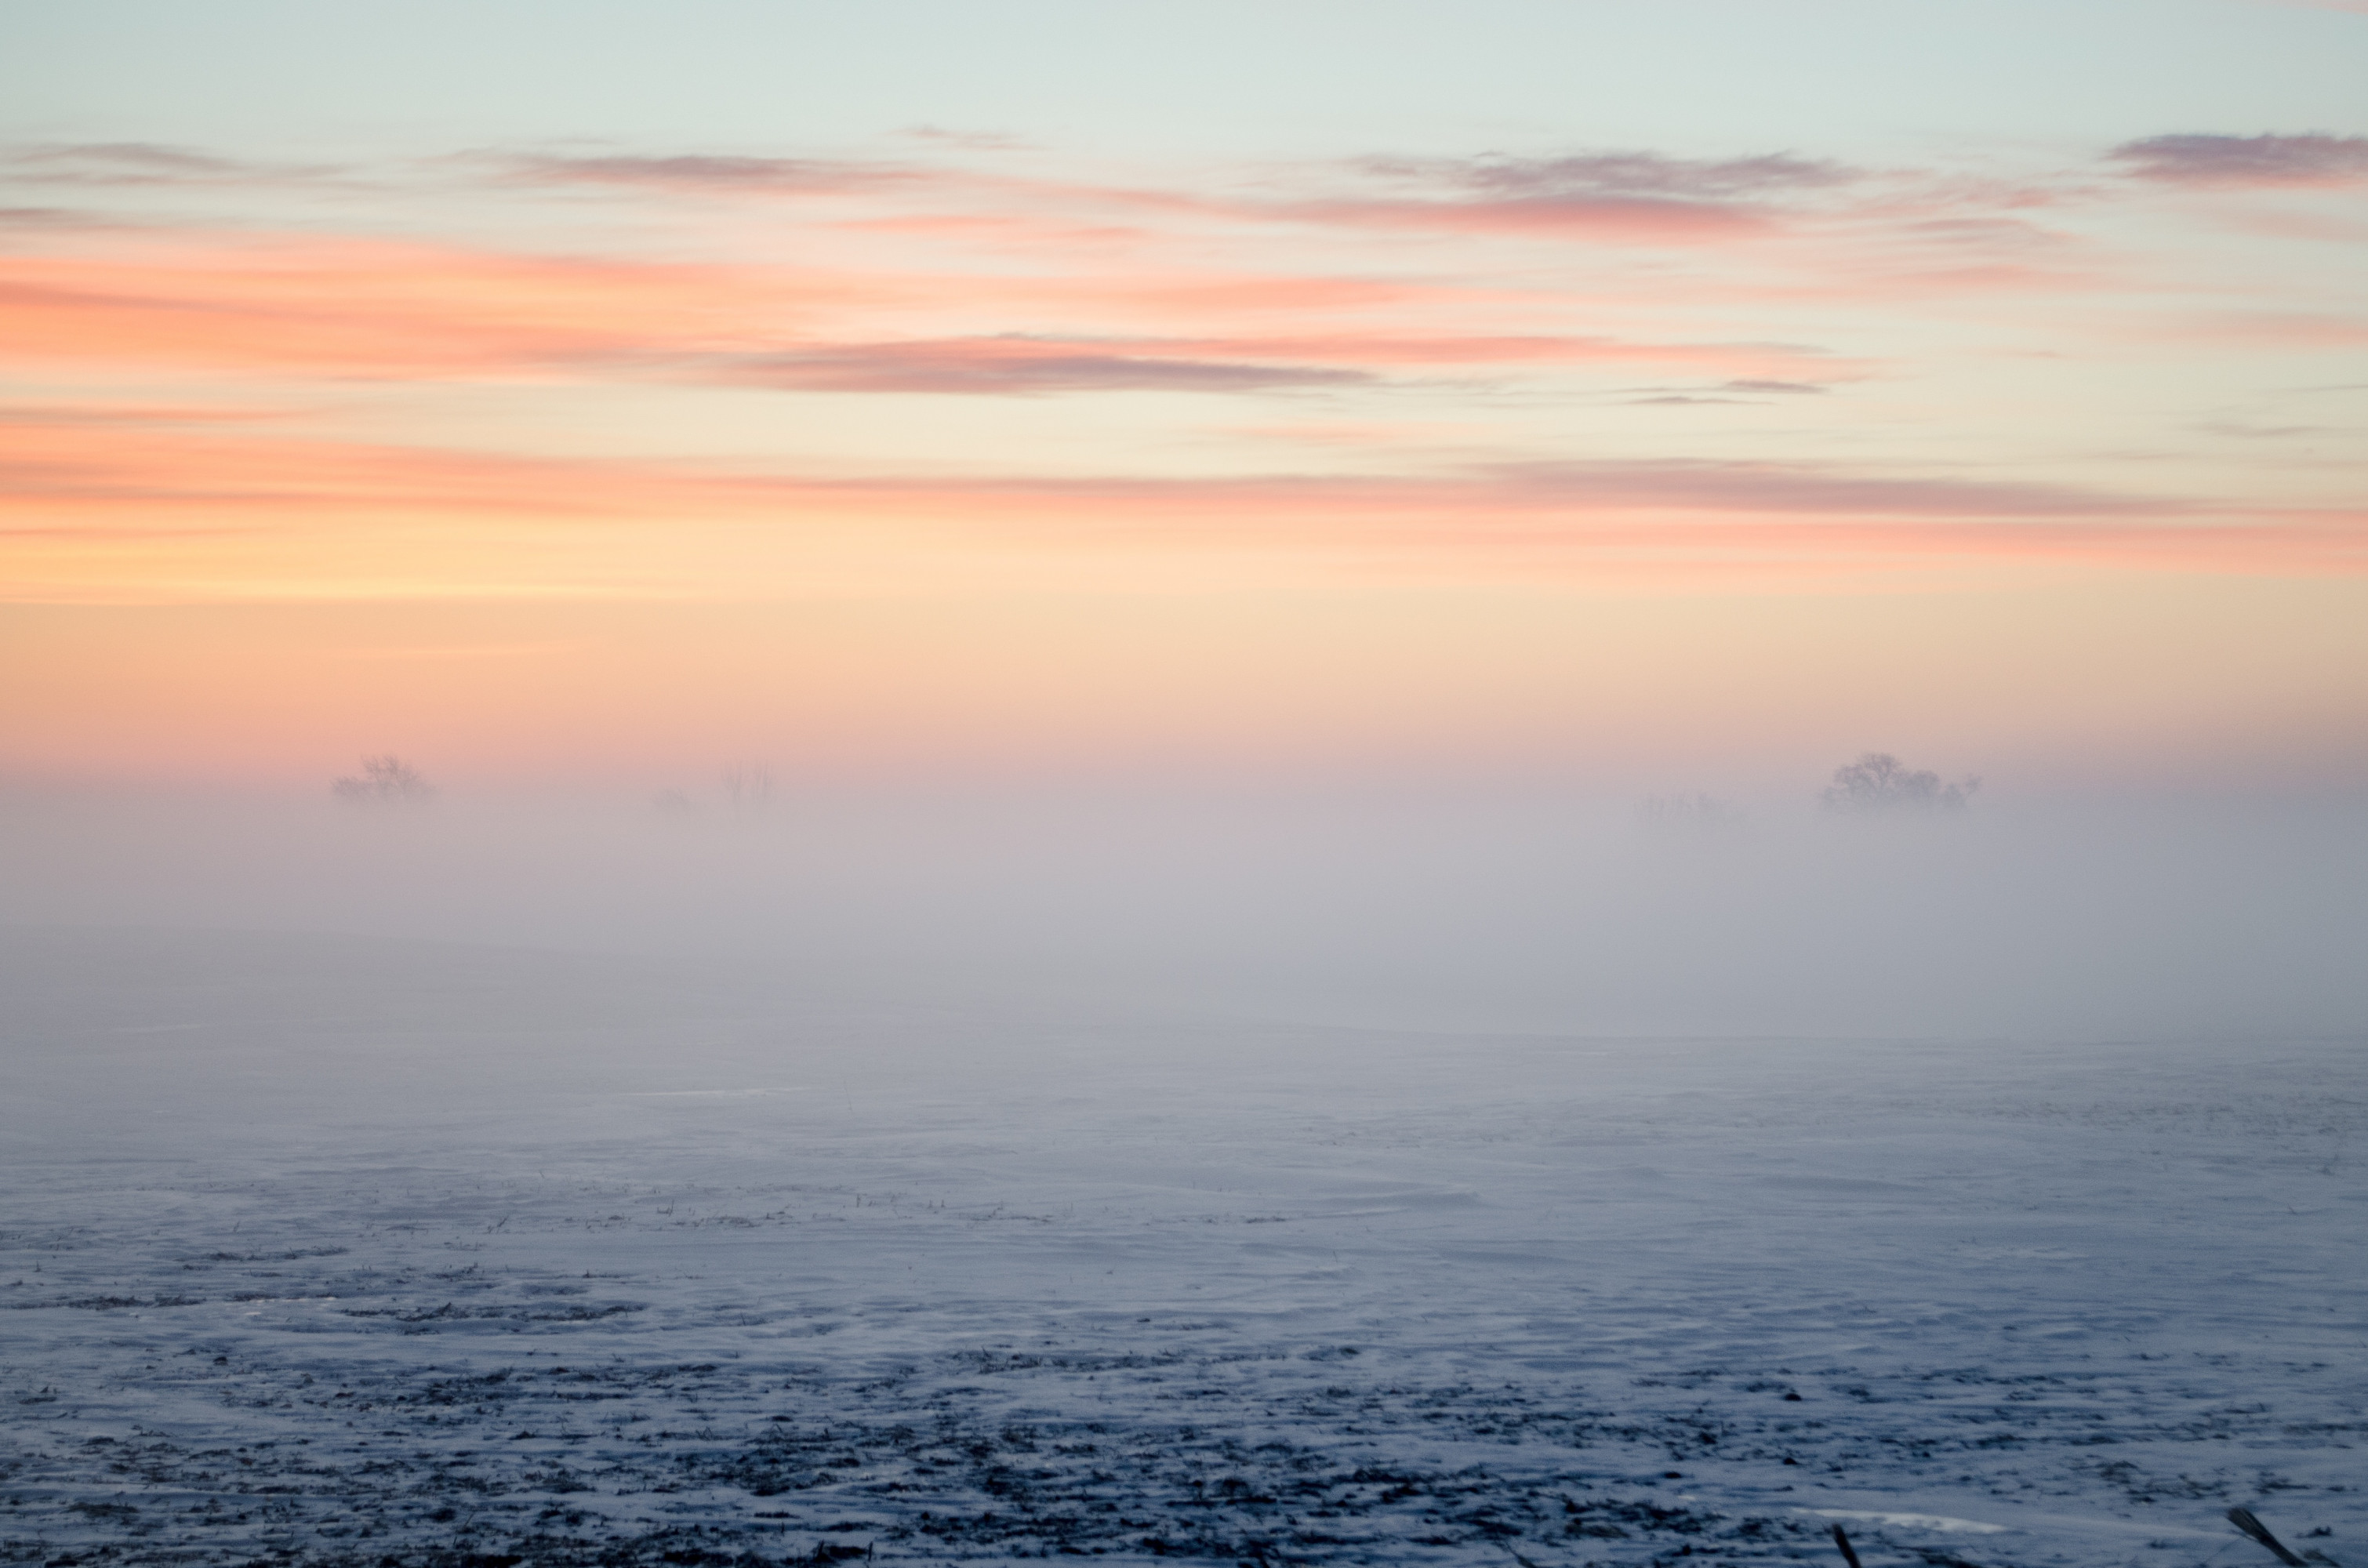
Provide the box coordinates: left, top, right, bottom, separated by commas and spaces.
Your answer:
4, 926, 2363, 1567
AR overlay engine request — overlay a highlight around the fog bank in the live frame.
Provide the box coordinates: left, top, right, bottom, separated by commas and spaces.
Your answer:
5, 785, 2360, 1040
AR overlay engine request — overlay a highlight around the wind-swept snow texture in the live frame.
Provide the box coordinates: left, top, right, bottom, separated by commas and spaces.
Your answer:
2, 927, 2363, 1567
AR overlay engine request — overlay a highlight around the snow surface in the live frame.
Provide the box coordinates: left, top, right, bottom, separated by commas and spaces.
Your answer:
3, 927, 2363, 1566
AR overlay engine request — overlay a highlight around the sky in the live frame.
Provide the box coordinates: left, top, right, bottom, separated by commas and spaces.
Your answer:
4, 0, 2366, 799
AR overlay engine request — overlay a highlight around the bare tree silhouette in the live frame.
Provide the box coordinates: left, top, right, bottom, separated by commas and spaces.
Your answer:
331, 755, 435, 804
1821, 752, 1977, 813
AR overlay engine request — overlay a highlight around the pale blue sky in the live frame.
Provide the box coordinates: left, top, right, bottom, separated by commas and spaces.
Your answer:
5, 1, 2364, 162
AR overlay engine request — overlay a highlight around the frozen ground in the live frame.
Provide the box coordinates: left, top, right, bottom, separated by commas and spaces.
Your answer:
2, 926, 2363, 1567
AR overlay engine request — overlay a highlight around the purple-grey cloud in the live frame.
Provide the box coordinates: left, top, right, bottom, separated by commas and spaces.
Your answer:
824, 459, 2186, 523
724, 339, 1369, 395
2108, 133, 2368, 187
1298, 150, 1858, 240
1, 143, 268, 185
503, 153, 905, 193
1623, 380, 1832, 404
1360, 151, 1855, 201
1475, 459, 2175, 517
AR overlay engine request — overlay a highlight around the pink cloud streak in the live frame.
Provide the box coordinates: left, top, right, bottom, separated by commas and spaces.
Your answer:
0, 238, 1848, 392
6, 416, 2357, 586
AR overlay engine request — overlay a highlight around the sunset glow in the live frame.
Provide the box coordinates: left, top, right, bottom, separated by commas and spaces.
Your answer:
5, 2, 2365, 793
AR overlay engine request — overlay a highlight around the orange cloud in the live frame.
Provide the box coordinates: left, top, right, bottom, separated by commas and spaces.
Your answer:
0, 238, 864, 379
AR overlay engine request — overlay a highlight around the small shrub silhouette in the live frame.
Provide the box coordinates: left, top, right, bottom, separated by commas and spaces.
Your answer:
332, 755, 435, 804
